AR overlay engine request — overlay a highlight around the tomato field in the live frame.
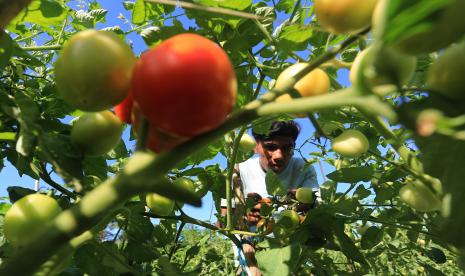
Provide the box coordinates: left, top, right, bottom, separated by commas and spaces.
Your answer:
1, 0, 465, 275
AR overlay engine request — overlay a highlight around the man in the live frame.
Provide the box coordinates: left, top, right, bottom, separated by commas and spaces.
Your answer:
218, 120, 319, 276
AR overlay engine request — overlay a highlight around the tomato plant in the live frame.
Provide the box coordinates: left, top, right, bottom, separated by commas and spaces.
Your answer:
55, 30, 136, 111
4, 194, 61, 247
314, 0, 378, 34
132, 33, 237, 138
331, 129, 370, 158
70, 110, 124, 156
2, 1, 465, 275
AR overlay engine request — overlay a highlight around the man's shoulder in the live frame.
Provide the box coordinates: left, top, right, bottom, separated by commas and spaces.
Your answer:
239, 156, 259, 167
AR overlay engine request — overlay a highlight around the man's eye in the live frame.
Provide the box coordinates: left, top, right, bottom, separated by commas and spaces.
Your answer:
264, 144, 278, 151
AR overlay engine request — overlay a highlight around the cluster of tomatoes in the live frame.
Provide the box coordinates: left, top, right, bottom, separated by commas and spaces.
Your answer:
55, 30, 237, 155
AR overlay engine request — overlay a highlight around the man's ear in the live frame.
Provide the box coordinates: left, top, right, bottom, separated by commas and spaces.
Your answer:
254, 141, 261, 154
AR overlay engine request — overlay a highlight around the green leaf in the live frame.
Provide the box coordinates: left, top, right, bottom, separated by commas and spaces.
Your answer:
277, 24, 313, 52
256, 244, 303, 275
276, 0, 295, 13
6, 186, 36, 203
38, 132, 84, 180
124, 202, 154, 241
265, 171, 286, 196
332, 222, 367, 264
353, 185, 371, 200
9, 0, 67, 28
426, 247, 447, 264
361, 226, 384, 250
0, 31, 14, 70
0, 132, 15, 141
327, 167, 374, 183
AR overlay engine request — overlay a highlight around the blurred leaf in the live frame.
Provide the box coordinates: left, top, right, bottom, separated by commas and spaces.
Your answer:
361, 226, 384, 250
265, 171, 286, 196
327, 167, 374, 183
6, 186, 36, 203
256, 244, 303, 275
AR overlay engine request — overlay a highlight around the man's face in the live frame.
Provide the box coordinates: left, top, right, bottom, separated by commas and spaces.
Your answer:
256, 136, 295, 174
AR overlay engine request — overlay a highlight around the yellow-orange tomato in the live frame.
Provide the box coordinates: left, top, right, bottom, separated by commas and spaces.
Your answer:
314, 0, 378, 35
275, 64, 330, 98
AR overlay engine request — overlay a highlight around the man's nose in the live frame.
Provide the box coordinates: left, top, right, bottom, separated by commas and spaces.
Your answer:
272, 149, 284, 160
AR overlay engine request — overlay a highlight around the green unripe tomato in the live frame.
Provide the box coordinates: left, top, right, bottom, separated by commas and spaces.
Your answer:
427, 42, 465, 99
275, 209, 300, 229
146, 193, 175, 216
331, 130, 369, 158
238, 133, 257, 152
70, 110, 124, 156
295, 187, 314, 204
55, 29, 136, 111
350, 46, 416, 96
4, 194, 61, 247
399, 181, 441, 212
174, 177, 196, 208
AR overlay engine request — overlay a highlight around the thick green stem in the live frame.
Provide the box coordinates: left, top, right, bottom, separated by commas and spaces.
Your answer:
20, 45, 62, 51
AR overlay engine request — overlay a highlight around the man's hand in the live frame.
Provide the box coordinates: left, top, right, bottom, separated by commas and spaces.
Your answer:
246, 193, 271, 226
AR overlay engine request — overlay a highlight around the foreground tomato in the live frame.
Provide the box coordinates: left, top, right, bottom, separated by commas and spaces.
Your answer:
114, 91, 134, 124
71, 111, 124, 156
314, 0, 378, 35
350, 46, 416, 96
4, 194, 61, 247
426, 42, 465, 99
295, 187, 314, 204
146, 193, 175, 216
55, 29, 136, 111
399, 181, 441, 212
387, 0, 465, 55
332, 129, 369, 158
132, 33, 237, 137
275, 209, 300, 229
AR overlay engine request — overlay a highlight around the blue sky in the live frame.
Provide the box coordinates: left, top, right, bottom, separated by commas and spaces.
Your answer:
0, 0, 354, 222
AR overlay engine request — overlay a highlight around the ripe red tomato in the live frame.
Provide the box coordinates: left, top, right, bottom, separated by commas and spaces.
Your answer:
132, 33, 237, 137
115, 91, 134, 124
132, 102, 188, 152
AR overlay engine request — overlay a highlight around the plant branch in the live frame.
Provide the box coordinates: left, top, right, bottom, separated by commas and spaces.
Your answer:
20, 45, 62, 51
39, 163, 77, 200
